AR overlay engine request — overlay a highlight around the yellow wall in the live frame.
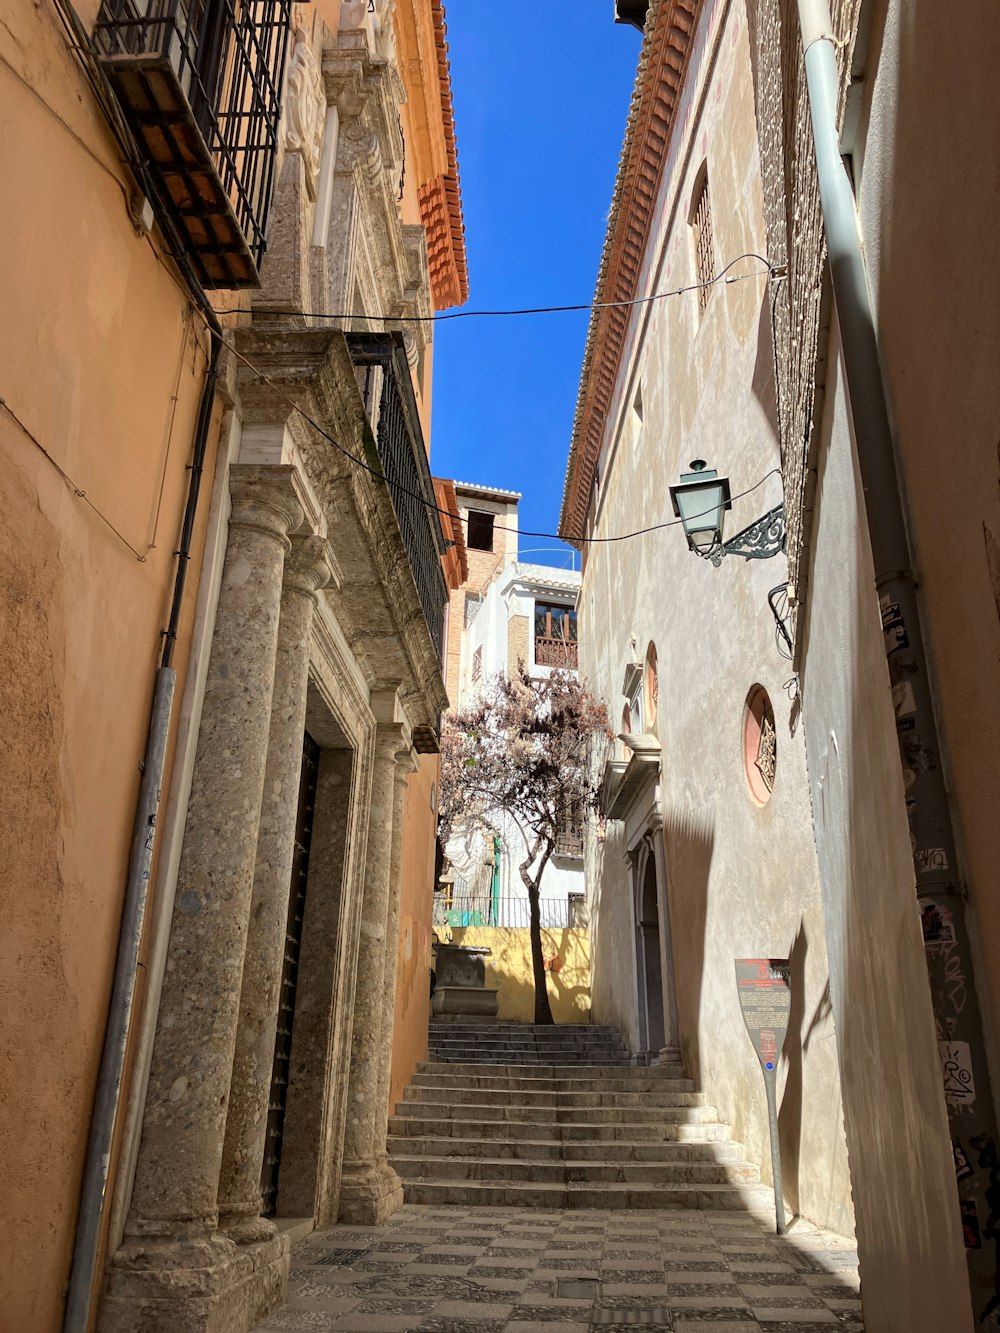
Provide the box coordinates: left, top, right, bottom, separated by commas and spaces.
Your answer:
439, 926, 592, 1024
389, 755, 438, 1112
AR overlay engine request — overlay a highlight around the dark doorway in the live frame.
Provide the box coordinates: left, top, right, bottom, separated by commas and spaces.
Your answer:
260, 730, 320, 1217
636, 851, 665, 1058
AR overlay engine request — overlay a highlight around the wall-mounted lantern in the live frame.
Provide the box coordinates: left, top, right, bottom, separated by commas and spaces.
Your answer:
669, 459, 785, 567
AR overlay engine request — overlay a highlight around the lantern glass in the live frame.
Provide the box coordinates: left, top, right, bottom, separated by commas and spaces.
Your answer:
669, 460, 732, 556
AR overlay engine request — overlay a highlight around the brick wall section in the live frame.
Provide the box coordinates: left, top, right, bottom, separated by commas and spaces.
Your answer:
743, 0, 860, 612
507, 615, 530, 675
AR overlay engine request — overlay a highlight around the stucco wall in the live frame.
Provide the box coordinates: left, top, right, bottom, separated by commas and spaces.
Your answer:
440, 926, 592, 1024
858, 0, 1000, 1123
798, 327, 972, 1330
578, 0, 852, 1237
0, 4, 220, 1324
389, 755, 439, 1113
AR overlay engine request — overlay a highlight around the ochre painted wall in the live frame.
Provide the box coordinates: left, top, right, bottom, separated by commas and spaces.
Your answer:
438, 926, 592, 1024
0, 4, 220, 1324
389, 755, 439, 1112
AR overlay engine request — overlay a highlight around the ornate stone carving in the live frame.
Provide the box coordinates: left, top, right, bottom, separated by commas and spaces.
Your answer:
283, 28, 326, 200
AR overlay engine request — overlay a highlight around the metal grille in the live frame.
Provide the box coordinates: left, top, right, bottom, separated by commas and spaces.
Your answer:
312, 1248, 371, 1267
94, 0, 291, 286
260, 731, 319, 1216
690, 168, 715, 312
346, 334, 449, 662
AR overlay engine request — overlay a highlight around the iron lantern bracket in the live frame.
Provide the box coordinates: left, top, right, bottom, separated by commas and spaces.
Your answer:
704, 503, 786, 568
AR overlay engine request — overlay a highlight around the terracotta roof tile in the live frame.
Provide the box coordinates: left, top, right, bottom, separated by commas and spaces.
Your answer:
559, 0, 702, 541
419, 1, 469, 310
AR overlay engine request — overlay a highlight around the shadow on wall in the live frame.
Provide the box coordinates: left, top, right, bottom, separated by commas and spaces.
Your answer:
661, 810, 715, 1086
777, 922, 831, 1220
444, 925, 591, 1024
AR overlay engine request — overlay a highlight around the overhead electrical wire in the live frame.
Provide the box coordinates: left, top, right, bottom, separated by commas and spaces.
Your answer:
225, 340, 782, 547
233, 252, 782, 324
224, 251, 785, 546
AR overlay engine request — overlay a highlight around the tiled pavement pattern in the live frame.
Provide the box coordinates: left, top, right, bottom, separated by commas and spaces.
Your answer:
253, 1203, 864, 1332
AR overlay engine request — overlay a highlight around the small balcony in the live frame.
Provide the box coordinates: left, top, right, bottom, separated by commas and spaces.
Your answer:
347, 332, 449, 666
535, 636, 579, 669
93, 0, 292, 287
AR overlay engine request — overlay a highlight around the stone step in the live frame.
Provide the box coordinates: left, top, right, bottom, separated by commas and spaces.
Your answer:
427, 1024, 627, 1037
429, 1055, 634, 1066
391, 1154, 760, 1186
390, 1109, 731, 1138
395, 1099, 722, 1125
409, 1071, 695, 1093
417, 1061, 685, 1079
388, 1134, 748, 1163
401, 1085, 707, 1109
399, 1177, 776, 1213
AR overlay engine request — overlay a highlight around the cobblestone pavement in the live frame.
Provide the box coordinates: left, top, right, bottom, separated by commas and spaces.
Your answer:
253, 1204, 863, 1332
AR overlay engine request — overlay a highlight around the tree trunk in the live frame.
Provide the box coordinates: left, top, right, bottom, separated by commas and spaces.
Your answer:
521, 841, 555, 1025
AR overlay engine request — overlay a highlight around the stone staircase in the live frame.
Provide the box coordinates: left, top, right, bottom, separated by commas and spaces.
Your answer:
388, 1022, 773, 1213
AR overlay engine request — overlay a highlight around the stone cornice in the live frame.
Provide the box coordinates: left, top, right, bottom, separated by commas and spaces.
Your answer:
231, 326, 448, 730
559, 0, 701, 543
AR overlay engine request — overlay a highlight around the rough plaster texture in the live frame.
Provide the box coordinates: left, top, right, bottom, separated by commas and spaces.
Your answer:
577, 0, 852, 1238
746, 0, 1000, 1325
440, 926, 592, 1024
798, 332, 971, 1331
388, 755, 439, 1114
857, 0, 1000, 1147
0, 3, 222, 1323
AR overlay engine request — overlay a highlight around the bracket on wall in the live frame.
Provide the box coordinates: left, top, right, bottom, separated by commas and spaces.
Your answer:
708, 504, 786, 568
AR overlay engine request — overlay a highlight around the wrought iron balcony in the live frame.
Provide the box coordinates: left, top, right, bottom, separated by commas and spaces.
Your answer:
346, 332, 449, 665
93, 0, 291, 287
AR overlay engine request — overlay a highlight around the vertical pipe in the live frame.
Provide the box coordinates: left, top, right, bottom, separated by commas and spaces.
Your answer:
63, 667, 176, 1333
796, 0, 997, 1313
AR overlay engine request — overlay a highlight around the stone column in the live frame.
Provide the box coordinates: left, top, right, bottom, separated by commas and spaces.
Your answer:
372, 748, 418, 1169
101, 466, 303, 1330
337, 716, 408, 1225
217, 535, 333, 1243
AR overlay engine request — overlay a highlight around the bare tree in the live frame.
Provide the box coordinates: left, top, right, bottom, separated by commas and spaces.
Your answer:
439, 665, 611, 1024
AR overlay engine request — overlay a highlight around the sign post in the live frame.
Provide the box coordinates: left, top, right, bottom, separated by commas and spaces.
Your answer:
735, 957, 791, 1235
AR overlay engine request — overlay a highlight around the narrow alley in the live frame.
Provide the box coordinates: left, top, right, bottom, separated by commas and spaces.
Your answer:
253, 1023, 861, 1333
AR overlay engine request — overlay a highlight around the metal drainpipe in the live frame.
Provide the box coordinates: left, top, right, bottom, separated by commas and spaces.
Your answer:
796, 0, 997, 1315
63, 332, 221, 1333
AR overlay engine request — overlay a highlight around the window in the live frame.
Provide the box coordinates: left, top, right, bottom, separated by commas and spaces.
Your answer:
466, 509, 495, 551
95, 0, 292, 287
567, 892, 587, 927
534, 602, 578, 669
471, 646, 483, 682
743, 684, 777, 805
689, 165, 715, 312
555, 800, 585, 859
464, 593, 483, 627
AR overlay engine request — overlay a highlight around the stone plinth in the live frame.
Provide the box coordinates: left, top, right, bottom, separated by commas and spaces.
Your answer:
431, 944, 498, 1021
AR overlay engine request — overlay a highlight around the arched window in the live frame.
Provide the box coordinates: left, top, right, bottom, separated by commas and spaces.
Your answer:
689, 163, 714, 313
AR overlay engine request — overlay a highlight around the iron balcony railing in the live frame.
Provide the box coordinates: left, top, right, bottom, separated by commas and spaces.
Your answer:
433, 891, 588, 930
94, 0, 291, 287
347, 332, 449, 665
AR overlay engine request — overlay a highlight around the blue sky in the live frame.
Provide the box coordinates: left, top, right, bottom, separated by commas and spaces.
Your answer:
430, 7, 641, 569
